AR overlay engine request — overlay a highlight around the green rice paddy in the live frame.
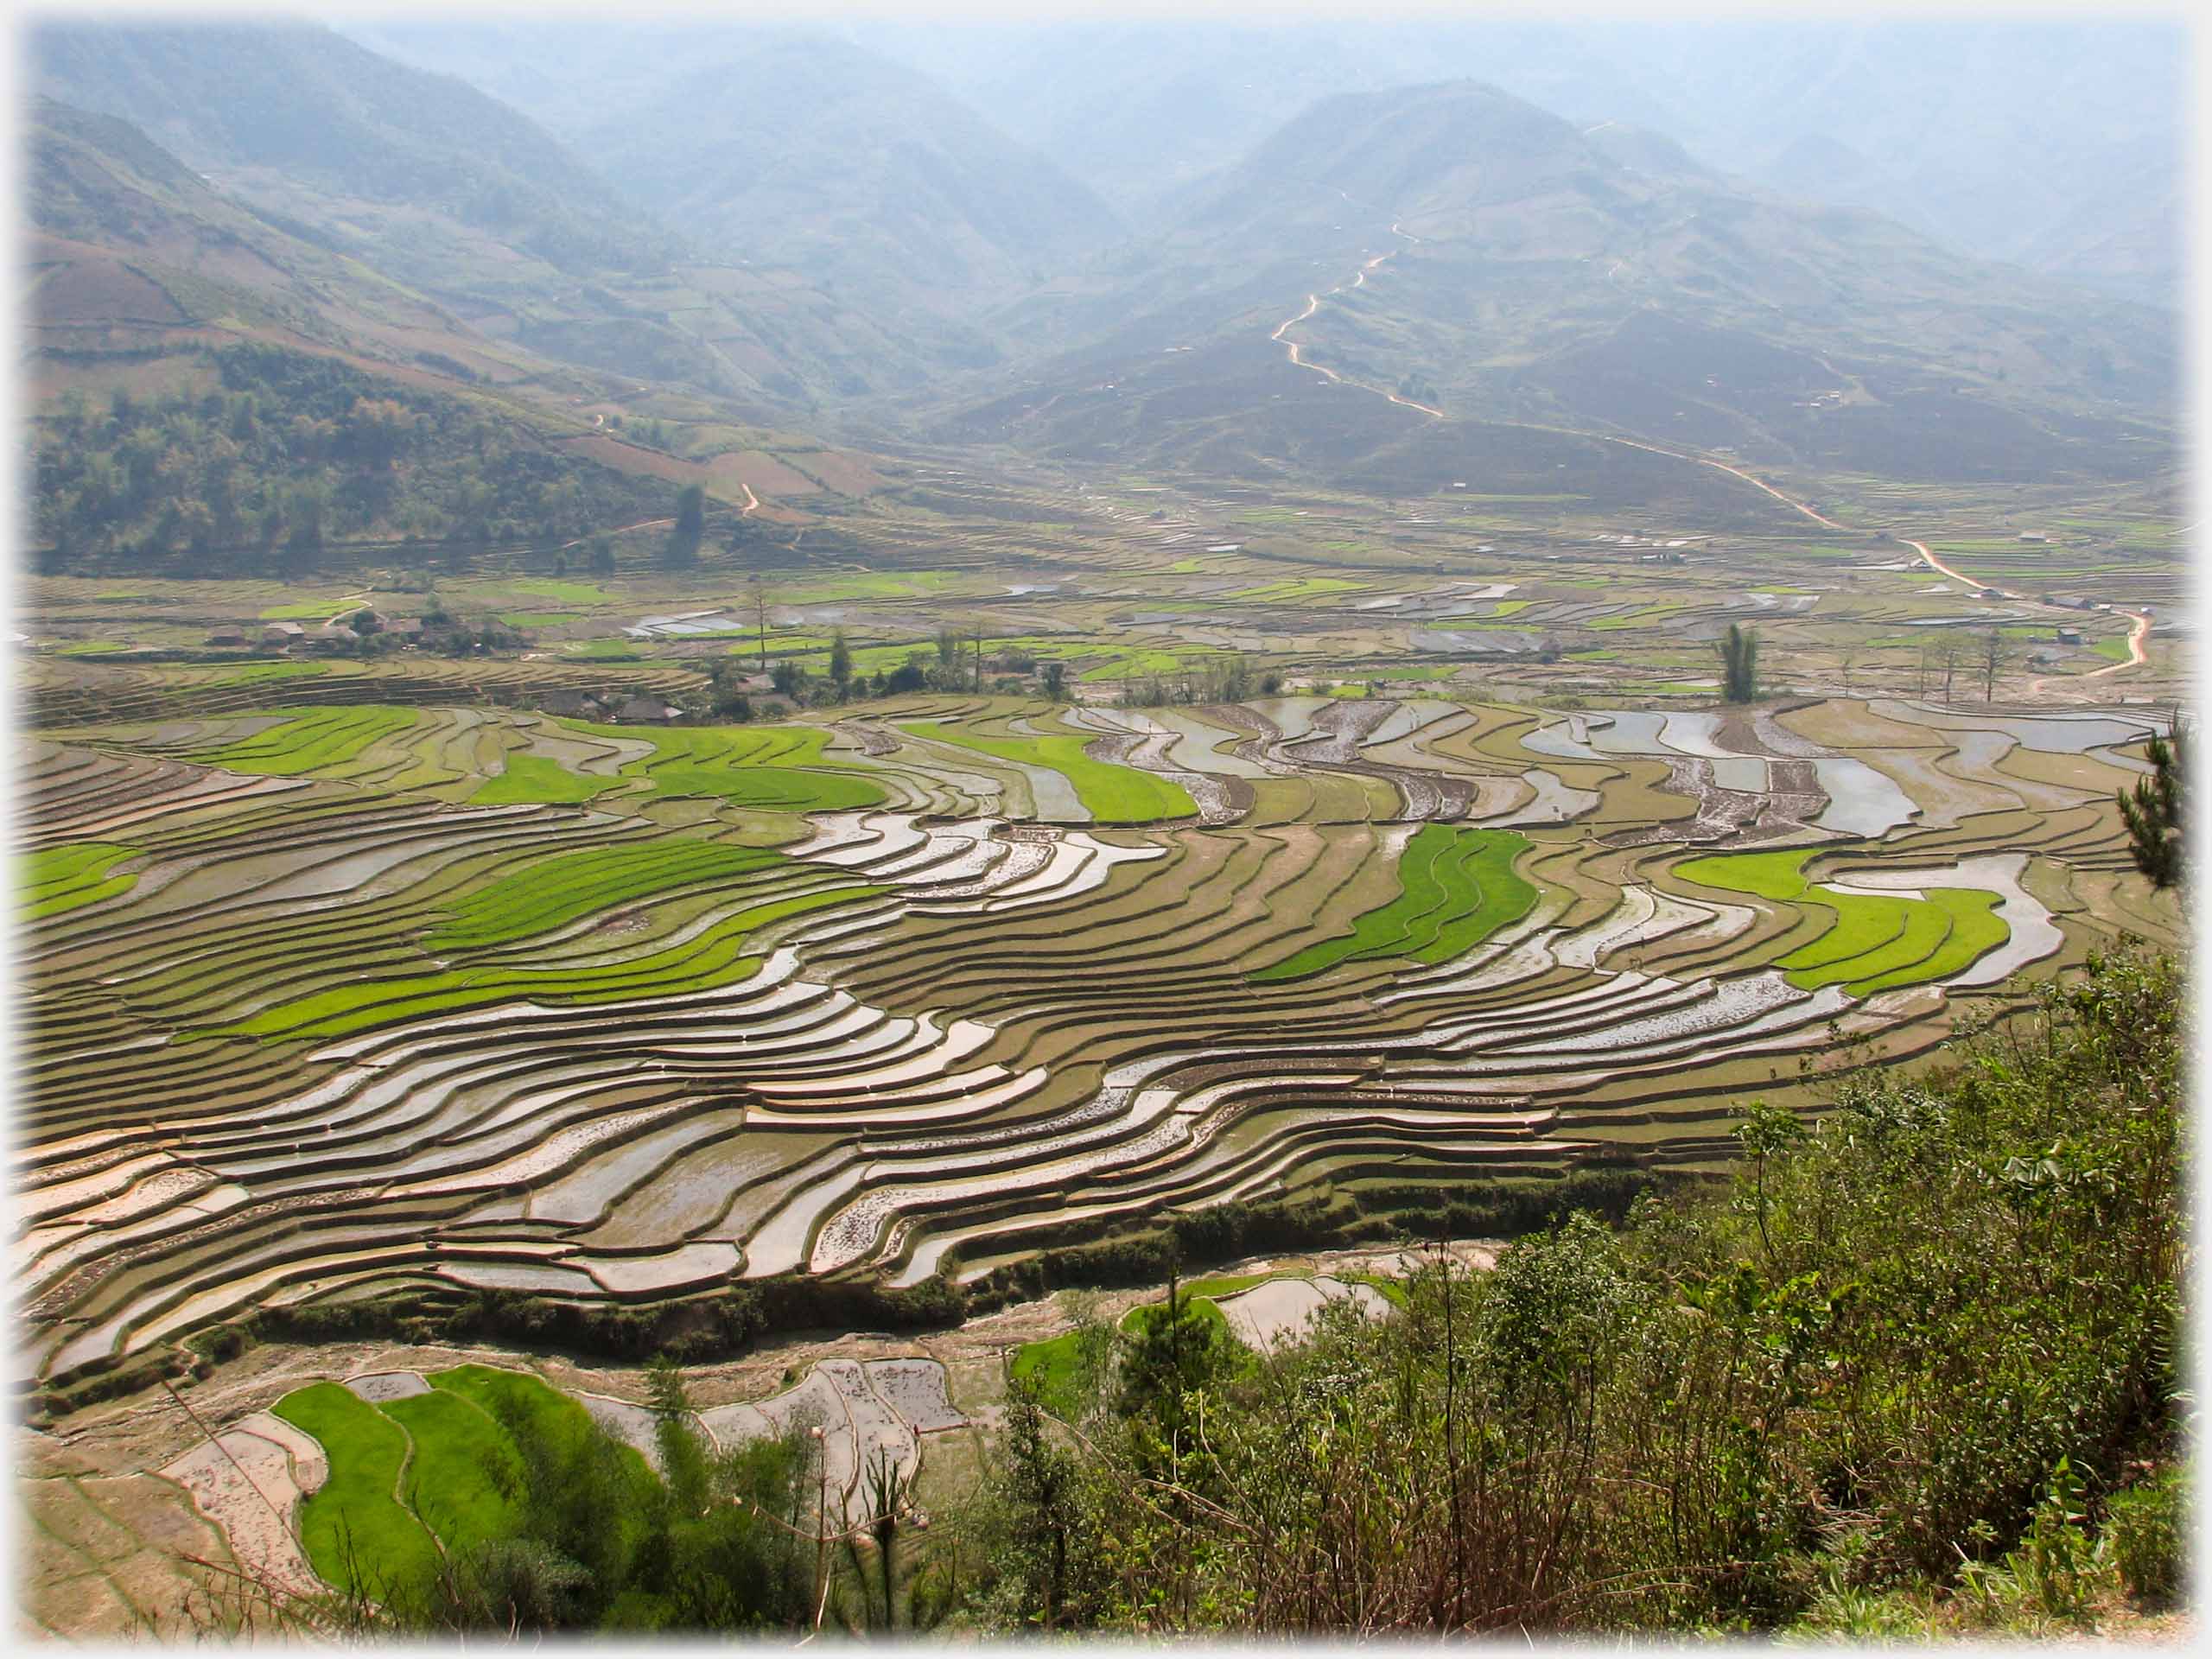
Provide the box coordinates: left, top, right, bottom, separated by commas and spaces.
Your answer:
21, 841, 141, 921
212, 880, 881, 1042
469, 753, 625, 804
380, 1389, 521, 1556
194, 705, 419, 775
564, 721, 887, 811
1677, 849, 2009, 995
268, 1366, 657, 1599
1253, 826, 1537, 982
899, 720, 1197, 822
272, 1382, 441, 1594
426, 839, 787, 950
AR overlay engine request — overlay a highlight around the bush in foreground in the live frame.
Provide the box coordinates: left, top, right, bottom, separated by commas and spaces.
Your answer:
959, 949, 2187, 1636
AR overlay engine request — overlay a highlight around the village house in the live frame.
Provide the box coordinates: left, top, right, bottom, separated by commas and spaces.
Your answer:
613, 695, 682, 724
536, 688, 604, 719
2056, 627, 2085, 646
206, 630, 249, 647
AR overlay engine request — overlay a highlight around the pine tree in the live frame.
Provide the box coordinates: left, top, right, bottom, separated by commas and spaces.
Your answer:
2120, 721, 2186, 888
1718, 623, 1759, 703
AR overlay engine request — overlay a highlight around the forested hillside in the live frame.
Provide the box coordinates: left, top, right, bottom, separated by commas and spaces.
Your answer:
31, 343, 672, 575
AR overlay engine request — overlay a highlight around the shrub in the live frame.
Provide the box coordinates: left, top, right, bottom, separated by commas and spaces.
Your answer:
2106, 1466, 2186, 1605
963, 950, 2184, 1636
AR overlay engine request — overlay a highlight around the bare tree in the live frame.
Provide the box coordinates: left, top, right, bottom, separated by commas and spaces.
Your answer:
1936, 631, 1962, 702
1979, 627, 2011, 702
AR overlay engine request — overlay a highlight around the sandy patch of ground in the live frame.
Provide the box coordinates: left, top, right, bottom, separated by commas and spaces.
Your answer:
1215, 1275, 1392, 1354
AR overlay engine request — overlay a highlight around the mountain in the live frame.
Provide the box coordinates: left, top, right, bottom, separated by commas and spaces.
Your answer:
569, 32, 1125, 321
1564, 17, 2187, 305
26, 93, 552, 389
872, 17, 2183, 306
27, 22, 978, 415
346, 22, 1123, 329
938, 81, 2176, 494
23, 93, 906, 574
28, 21, 676, 281
867, 20, 1682, 228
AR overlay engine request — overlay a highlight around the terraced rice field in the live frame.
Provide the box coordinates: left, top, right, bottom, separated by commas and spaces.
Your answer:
14, 672, 2179, 1395
175, 1355, 971, 1599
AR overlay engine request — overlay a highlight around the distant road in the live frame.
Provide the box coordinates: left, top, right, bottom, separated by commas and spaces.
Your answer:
1258, 212, 2154, 688
1269, 219, 1443, 417
558, 516, 672, 551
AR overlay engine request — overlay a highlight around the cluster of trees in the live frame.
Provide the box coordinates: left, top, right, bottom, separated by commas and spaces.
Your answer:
31, 343, 669, 575
1116, 652, 1281, 708
705, 623, 1073, 717
1911, 628, 2017, 702
2119, 720, 2187, 888
960, 948, 2185, 1636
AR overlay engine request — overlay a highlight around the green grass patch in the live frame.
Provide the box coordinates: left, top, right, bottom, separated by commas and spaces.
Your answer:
508, 578, 607, 605
258, 598, 365, 620
1254, 827, 1537, 982
1009, 1330, 1086, 1404
272, 1382, 440, 1595
210, 660, 328, 688
1676, 850, 2011, 995
429, 1364, 657, 1503
1589, 604, 1688, 632
1077, 646, 1233, 683
498, 612, 585, 630
899, 720, 1195, 822
20, 841, 140, 921
1223, 577, 1367, 603
775, 570, 964, 603
1344, 1272, 1411, 1309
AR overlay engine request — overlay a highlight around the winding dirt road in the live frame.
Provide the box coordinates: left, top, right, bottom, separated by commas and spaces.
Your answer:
1256, 210, 2154, 691
1897, 535, 2152, 690
1569, 443, 2154, 694
1270, 219, 1444, 418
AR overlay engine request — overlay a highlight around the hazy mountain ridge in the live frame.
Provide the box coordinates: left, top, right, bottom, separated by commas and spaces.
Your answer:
869, 16, 2183, 303
941, 79, 2174, 487
570, 32, 1125, 319
26, 92, 529, 382
22, 21, 2183, 498
28, 22, 996, 416
30, 21, 677, 278
346, 21, 1125, 325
